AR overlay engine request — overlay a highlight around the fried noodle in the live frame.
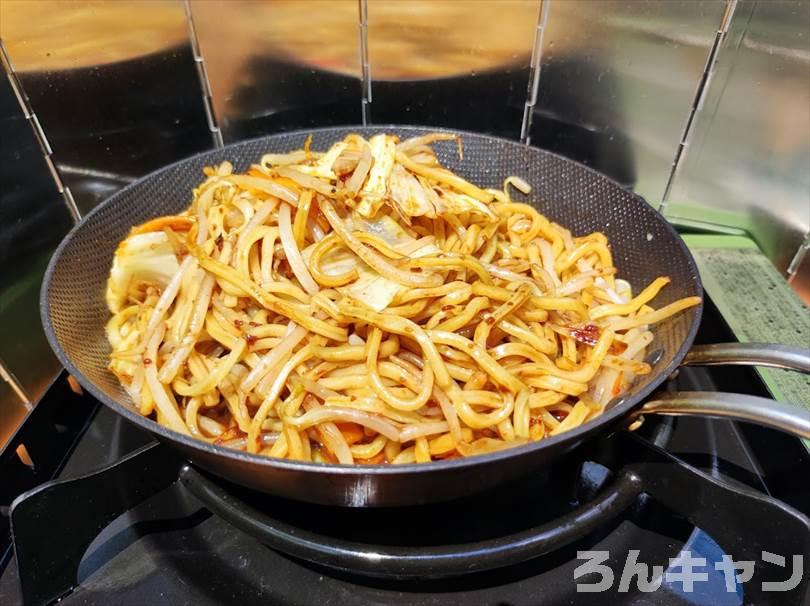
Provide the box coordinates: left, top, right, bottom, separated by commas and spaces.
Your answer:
105, 133, 700, 464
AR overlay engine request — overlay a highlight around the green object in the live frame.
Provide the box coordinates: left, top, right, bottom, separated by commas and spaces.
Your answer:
667, 203, 752, 236
683, 234, 810, 449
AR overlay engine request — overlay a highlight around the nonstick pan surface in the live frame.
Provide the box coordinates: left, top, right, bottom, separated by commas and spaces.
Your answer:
41, 126, 703, 506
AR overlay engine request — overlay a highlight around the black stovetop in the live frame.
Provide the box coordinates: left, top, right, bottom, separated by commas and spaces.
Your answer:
1, 299, 808, 606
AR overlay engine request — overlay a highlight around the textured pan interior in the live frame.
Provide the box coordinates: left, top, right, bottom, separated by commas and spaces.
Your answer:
42, 126, 702, 467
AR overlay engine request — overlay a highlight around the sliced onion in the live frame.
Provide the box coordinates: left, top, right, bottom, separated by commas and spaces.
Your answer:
399, 421, 449, 442
277, 166, 335, 196
198, 415, 226, 437
260, 150, 309, 166
227, 175, 298, 205
483, 262, 541, 293
308, 217, 326, 242
279, 203, 319, 295
602, 355, 651, 374
142, 256, 196, 351
241, 322, 307, 392
595, 277, 626, 304
237, 200, 277, 255
127, 363, 146, 401
432, 387, 462, 443
287, 407, 401, 441
557, 275, 594, 297
347, 333, 365, 346
158, 273, 215, 383
538, 240, 561, 287
332, 151, 360, 175
294, 376, 341, 401
194, 183, 224, 245
396, 133, 457, 153
623, 331, 654, 359
303, 399, 353, 464
196, 204, 209, 246
346, 143, 373, 194
144, 325, 191, 435
219, 432, 279, 450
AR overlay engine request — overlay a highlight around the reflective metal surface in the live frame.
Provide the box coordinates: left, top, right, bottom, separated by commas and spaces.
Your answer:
366, 0, 540, 139
665, 0, 810, 274
790, 238, 810, 303
532, 0, 728, 196
640, 392, 810, 439
1, 0, 807, 405
0, 0, 213, 214
684, 342, 810, 373
188, 0, 363, 141
0, 360, 29, 448
0, 61, 73, 406
182, 0, 223, 148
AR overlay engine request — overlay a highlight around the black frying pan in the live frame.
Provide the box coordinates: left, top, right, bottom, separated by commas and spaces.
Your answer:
41, 126, 810, 507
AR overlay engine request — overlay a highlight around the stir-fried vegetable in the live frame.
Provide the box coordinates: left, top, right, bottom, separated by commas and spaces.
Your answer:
105, 131, 701, 465
106, 231, 180, 313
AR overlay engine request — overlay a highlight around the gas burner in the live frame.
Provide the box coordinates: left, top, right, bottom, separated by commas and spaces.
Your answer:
5, 423, 809, 605
1, 297, 808, 606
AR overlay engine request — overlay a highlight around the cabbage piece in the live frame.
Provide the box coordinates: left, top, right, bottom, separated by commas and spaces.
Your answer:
261, 141, 346, 180
106, 231, 180, 313
433, 187, 497, 220
356, 134, 397, 218
389, 163, 436, 218
351, 214, 417, 247
389, 165, 496, 221
292, 141, 347, 180
302, 214, 439, 311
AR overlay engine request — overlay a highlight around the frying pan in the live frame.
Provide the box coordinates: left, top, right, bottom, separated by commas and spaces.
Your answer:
41, 126, 810, 507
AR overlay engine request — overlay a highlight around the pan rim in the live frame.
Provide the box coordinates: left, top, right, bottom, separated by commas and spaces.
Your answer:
40, 124, 704, 478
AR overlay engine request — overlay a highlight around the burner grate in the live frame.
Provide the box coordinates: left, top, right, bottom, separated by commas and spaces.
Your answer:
8, 430, 810, 605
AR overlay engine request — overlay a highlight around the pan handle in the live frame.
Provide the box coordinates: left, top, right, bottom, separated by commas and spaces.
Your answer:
683, 343, 810, 373
639, 392, 810, 439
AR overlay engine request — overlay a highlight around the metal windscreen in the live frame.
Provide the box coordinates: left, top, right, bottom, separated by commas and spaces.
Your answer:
42, 126, 702, 419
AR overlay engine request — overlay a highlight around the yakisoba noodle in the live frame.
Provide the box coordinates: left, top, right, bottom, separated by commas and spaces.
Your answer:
106, 133, 700, 465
